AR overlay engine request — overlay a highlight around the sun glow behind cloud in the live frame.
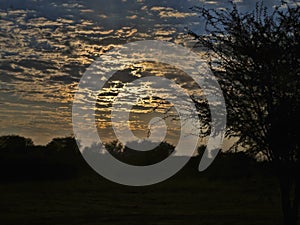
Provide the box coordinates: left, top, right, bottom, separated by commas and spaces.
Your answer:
93, 62, 196, 144
0, 0, 201, 145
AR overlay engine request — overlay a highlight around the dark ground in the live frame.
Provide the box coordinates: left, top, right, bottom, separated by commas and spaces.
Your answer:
0, 153, 284, 225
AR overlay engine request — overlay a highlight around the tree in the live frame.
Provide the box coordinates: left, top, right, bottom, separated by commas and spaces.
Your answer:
46, 137, 81, 163
189, 1, 300, 224
104, 140, 175, 166
46, 137, 78, 153
0, 135, 34, 153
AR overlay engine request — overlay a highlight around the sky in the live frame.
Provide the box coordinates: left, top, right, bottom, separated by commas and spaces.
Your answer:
0, 0, 292, 146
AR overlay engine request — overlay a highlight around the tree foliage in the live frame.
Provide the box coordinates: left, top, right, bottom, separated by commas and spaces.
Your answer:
189, 1, 300, 224
0, 135, 33, 153
105, 140, 175, 166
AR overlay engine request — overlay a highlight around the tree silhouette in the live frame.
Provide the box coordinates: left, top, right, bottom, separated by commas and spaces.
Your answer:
104, 140, 175, 166
0, 135, 33, 153
189, 1, 300, 225
46, 137, 79, 154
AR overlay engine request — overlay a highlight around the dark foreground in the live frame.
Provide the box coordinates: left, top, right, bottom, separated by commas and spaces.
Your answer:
0, 155, 284, 225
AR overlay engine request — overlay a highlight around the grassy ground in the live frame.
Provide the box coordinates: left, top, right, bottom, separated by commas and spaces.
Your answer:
0, 158, 283, 225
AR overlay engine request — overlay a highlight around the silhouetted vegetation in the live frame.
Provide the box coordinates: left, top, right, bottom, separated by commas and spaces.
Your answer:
105, 140, 175, 166
0, 135, 33, 153
190, 1, 300, 224
0, 135, 82, 181
0, 135, 281, 225
0, 135, 267, 181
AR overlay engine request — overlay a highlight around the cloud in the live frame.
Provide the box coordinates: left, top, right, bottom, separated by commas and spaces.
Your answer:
1, 0, 281, 145
151, 6, 197, 18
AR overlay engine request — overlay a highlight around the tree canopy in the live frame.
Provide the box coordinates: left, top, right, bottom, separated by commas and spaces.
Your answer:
0, 135, 33, 153
189, 1, 299, 224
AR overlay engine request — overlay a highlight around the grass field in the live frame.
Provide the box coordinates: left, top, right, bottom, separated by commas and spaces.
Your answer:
0, 157, 283, 225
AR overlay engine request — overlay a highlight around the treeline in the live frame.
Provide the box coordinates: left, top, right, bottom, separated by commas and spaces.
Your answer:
0, 135, 82, 181
104, 140, 175, 166
0, 135, 268, 182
